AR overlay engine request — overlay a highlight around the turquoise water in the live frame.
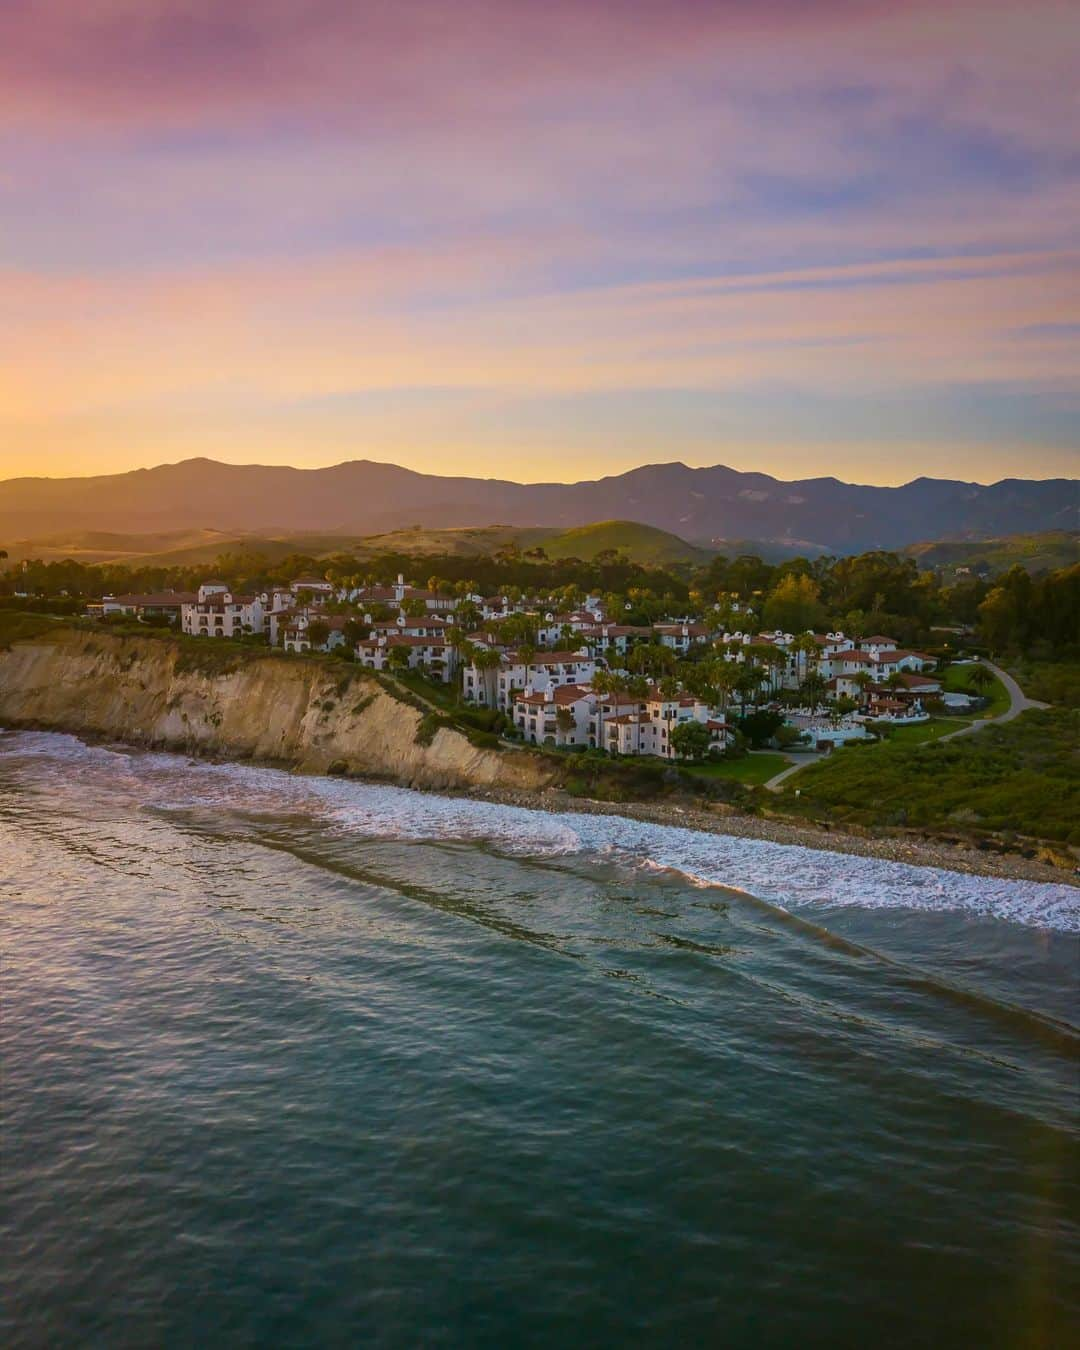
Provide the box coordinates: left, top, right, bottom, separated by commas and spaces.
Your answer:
1, 730, 1077, 1346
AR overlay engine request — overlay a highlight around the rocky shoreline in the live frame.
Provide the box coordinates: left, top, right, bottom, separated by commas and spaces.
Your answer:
464, 784, 1079, 887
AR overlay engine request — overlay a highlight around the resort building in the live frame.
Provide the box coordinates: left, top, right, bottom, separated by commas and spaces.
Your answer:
181, 588, 265, 639
354, 635, 458, 682
100, 590, 195, 622
280, 614, 350, 653
578, 623, 654, 658
512, 685, 596, 746
463, 649, 598, 710
654, 622, 711, 654
599, 689, 730, 759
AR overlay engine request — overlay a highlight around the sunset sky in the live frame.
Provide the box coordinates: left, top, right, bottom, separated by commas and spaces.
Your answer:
2, 0, 1078, 485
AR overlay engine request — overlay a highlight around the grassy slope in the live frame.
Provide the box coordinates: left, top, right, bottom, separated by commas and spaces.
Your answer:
534, 520, 712, 565
0, 611, 64, 645
774, 708, 1079, 846
352, 519, 711, 565
1009, 660, 1080, 709
907, 530, 1078, 575
346, 525, 551, 558
9, 519, 711, 568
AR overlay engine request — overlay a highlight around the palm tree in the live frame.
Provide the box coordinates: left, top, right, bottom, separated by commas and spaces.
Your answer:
474, 647, 503, 708
852, 670, 873, 705
735, 666, 761, 717
626, 674, 650, 701
449, 633, 476, 699
591, 668, 613, 751
517, 643, 537, 680
793, 633, 820, 690
802, 671, 827, 709
628, 642, 674, 679
710, 660, 740, 714
768, 649, 788, 696
968, 664, 994, 695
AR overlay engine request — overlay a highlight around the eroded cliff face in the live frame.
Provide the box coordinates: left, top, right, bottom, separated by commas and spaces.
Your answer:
0, 629, 556, 793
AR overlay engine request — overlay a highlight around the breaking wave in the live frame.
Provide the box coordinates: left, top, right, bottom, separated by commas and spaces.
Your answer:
3, 730, 1077, 933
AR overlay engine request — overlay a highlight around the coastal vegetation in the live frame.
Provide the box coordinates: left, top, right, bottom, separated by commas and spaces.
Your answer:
1006, 660, 1080, 709
775, 708, 1080, 848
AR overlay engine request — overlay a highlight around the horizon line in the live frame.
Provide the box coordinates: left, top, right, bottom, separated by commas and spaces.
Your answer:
2, 454, 1076, 493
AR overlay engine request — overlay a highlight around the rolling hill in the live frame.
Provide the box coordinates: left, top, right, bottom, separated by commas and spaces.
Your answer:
2, 520, 712, 569
906, 530, 1078, 575
533, 521, 712, 565
1, 457, 1075, 554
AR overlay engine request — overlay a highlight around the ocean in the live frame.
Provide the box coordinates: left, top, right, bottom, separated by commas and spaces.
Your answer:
1, 729, 1077, 1346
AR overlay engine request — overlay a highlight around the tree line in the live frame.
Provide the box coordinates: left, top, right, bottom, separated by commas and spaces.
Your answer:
2, 544, 1076, 657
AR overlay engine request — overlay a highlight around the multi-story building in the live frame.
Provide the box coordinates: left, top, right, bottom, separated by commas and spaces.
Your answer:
354, 635, 458, 682
181, 584, 264, 639
100, 590, 195, 622
483, 649, 598, 711
654, 622, 711, 655
512, 685, 596, 746
281, 614, 349, 653
579, 623, 653, 660
600, 690, 730, 759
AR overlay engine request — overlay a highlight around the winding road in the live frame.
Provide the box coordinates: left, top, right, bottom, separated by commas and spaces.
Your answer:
761, 659, 1046, 790
936, 659, 1048, 741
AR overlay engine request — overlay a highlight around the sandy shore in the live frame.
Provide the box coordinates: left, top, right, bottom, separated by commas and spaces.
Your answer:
463, 784, 1079, 887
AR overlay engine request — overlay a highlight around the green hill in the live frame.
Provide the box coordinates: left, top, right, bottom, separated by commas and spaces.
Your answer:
533, 521, 712, 565
907, 531, 1078, 576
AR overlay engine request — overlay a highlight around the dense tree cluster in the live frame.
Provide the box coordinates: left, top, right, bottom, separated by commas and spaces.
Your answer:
1, 542, 1075, 656
977, 564, 1079, 658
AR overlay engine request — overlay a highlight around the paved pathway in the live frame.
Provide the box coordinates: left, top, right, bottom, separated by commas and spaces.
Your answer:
762, 659, 1047, 787
934, 659, 1047, 742
761, 754, 821, 791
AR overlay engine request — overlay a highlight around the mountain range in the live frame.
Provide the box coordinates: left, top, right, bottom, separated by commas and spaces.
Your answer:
1, 458, 1075, 555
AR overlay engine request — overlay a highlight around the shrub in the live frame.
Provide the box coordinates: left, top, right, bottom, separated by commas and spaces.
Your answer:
414, 712, 451, 746
466, 729, 502, 750
0, 611, 59, 647
777, 708, 1079, 845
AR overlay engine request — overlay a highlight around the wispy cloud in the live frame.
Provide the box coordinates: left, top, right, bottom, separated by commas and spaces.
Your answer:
0, 0, 1077, 480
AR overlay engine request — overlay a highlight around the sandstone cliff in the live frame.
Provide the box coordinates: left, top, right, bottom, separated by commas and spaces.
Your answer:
0, 628, 556, 793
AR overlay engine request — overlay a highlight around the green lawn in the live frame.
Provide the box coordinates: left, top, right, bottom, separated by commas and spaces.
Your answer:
683, 753, 790, 785
876, 716, 972, 745
941, 663, 1010, 718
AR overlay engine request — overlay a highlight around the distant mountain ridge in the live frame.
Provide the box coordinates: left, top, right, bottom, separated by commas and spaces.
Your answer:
1, 457, 1075, 554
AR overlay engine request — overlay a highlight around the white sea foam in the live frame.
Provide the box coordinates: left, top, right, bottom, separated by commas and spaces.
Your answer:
4, 730, 1078, 933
